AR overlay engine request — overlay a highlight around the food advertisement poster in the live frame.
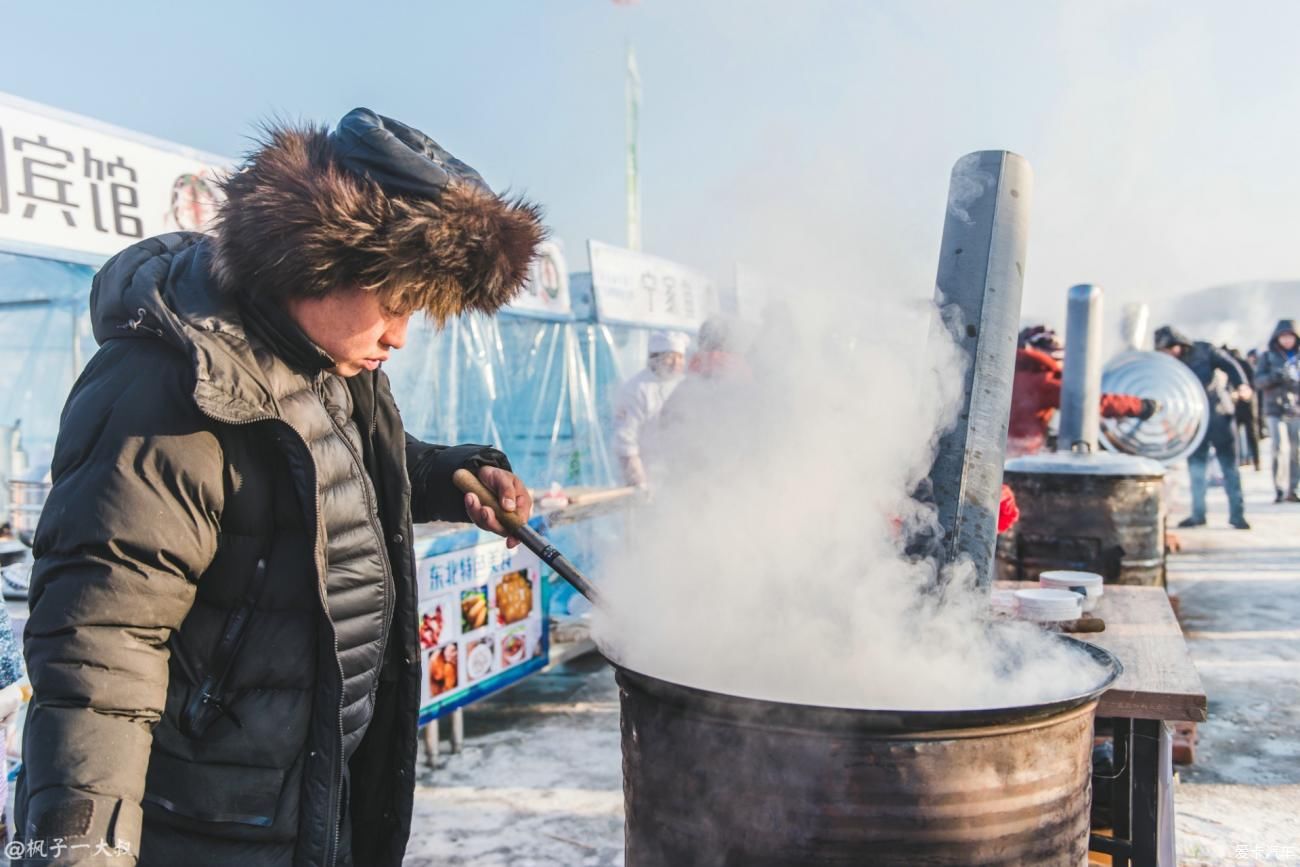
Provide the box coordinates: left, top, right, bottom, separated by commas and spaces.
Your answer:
416, 532, 547, 723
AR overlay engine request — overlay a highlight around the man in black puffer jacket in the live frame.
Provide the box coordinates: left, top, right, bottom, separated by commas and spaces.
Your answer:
14, 109, 545, 866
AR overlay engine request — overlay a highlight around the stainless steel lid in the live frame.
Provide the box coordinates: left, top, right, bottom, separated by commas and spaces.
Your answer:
1005, 451, 1166, 477
1098, 350, 1208, 464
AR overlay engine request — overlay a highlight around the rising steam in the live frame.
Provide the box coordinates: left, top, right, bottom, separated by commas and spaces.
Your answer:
594, 284, 1107, 711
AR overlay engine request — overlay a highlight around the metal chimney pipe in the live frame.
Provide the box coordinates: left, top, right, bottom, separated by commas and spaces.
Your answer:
1058, 284, 1103, 454
927, 151, 1033, 590
1120, 302, 1151, 351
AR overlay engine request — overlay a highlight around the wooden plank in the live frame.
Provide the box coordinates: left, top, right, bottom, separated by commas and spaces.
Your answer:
999, 582, 1208, 722
536, 488, 637, 528
1086, 587, 1208, 722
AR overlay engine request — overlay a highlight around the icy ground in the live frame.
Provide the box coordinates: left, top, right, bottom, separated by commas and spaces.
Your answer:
1167, 465, 1300, 867
405, 653, 624, 866
404, 466, 1300, 867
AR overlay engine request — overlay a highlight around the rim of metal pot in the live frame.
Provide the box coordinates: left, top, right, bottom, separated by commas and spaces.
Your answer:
610, 635, 1122, 735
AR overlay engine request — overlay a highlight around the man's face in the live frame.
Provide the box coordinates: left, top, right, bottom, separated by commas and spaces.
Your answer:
1280, 332, 1297, 351
648, 351, 685, 378
286, 287, 411, 377
1158, 344, 1183, 358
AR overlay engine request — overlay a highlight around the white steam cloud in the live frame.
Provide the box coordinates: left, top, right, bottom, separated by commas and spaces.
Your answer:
594, 285, 1108, 711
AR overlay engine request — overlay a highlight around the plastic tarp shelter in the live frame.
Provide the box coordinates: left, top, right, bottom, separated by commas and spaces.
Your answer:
382, 306, 652, 622
0, 252, 97, 466
0, 249, 665, 618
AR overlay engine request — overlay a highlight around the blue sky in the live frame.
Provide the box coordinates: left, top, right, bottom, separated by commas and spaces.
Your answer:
6, 0, 1300, 322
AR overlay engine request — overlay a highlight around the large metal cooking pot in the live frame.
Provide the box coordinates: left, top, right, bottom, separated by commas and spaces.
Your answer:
998, 451, 1168, 586
616, 637, 1121, 867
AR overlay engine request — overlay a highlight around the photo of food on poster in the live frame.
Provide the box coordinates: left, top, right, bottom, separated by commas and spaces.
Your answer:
419, 594, 456, 650
495, 568, 534, 626
414, 534, 547, 721
465, 635, 496, 683
498, 621, 543, 671
425, 642, 459, 701
460, 586, 489, 632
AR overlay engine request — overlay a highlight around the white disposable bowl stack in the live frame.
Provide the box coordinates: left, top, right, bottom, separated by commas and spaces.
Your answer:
1013, 587, 1084, 622
1039, 570, 1105, 613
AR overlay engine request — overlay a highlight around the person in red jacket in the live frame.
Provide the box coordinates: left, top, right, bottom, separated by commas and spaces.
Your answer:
1008, 326, 1158, 457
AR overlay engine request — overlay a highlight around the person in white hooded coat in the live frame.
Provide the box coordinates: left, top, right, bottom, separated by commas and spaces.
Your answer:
612, 330, 689, 486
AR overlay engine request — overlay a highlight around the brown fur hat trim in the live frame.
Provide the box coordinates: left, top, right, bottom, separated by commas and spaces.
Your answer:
210, 121, 546, 322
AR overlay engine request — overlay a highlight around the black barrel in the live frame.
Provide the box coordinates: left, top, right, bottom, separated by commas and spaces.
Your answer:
998, 452, 1167, 586
617, 639, 1121, 867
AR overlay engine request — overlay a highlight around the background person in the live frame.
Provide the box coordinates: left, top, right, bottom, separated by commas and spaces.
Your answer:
1008, 325, 1158, 457
611, 331, 688, 486
1222, 344, 1262, 471
1155, 325, 1252, 529
1253, 319, 1300, 502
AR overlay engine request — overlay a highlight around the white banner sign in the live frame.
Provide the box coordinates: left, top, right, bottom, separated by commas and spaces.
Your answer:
587, 239, 717, 330
0, 93, 231, 262
506, 239, 571, 320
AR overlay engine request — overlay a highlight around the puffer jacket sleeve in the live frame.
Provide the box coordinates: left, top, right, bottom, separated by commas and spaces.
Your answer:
1211, 346, 1247, 390
17, 341, 224, 866
405, 436, 512, 524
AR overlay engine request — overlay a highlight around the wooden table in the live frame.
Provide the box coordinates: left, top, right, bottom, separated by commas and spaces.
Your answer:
1001, 583, 1207, 867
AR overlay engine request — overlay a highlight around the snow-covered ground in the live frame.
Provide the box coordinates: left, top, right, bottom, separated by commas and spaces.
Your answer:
405, 654, 624, 866
1167, 464, 1300, 867
405, 463, 1300, 866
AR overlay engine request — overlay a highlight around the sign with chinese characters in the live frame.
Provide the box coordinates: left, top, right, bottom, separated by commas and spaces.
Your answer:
587, 239, 717, 330
415, 529, 548, 723
0, 92, 231, 262
506, 240, 572, 320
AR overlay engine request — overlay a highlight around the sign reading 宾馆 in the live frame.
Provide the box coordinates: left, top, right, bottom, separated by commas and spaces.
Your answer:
0, 92, 231, 262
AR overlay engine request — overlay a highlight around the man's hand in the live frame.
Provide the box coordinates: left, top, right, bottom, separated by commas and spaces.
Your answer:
1237, 384, 1254, 401
463, 466, 533, 548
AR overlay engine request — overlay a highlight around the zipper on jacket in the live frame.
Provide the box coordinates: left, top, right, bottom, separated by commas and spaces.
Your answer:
310, 374, 351, 867
193, 401, 346, 867
318, 375, 398, 716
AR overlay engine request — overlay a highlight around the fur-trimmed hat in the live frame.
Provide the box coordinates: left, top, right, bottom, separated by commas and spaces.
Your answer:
211, 108, 546, 323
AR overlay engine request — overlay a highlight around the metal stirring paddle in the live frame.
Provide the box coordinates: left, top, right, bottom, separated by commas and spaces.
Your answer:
452, 469, 602, 606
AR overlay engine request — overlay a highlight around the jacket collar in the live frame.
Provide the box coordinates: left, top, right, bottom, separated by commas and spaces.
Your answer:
90, 233, 326, 425
238, 292, 336, 375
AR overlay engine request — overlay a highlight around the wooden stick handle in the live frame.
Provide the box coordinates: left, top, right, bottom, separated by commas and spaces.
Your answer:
452, 469, 527, 535
1060, 616, 1106, 634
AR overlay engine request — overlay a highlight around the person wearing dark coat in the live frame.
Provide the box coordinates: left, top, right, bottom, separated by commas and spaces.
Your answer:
1222, 344, 1261, 471
14, 109, 545, 866
1154, 325, 1251, 529
1253, 319, 1300, 502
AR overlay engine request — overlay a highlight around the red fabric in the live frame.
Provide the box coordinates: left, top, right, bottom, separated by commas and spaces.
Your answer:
1007, 348, 1062, 454
1099, 392, 1144, 418
1007, 347, 1146, 456
998, 484, 1020, 533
